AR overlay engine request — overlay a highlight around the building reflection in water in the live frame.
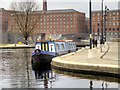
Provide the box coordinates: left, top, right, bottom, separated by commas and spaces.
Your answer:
32, 63, 56, 88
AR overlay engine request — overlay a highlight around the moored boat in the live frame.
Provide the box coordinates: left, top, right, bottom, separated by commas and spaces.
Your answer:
31, 40, 77, 66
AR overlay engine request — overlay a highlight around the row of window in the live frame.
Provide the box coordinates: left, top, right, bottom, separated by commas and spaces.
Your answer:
40, 25, 75, 28
42, 14, 75, 18
107, 22, 119, 26
96, 28, 119, 31
56, 43, 75, 51
38, 29, 74, 32
92, 12, 119, 16
40, 21, 76, 24
108, 17, 119, 21
94, 21, 119, 26
92, 17, 119, 21
106, 28, 119, 31
93, 32, 120, 35
107, 32, 120, 35
40, 17, 75, 21
11, 24, 76, 30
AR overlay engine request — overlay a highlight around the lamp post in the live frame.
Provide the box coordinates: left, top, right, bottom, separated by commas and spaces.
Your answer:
89, 0, 92, 49
101, 0, 104, 44
104, 6, 109, 42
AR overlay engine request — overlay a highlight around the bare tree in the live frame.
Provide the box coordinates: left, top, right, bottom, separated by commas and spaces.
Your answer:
10, 0, 40, 45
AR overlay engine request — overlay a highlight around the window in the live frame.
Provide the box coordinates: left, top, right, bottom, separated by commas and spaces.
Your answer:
98, 17, 100, 21
117, 22, 119, 26
97, 13, 100, 16
117, 12, 119, 15
67, 25, 69, 28
117, 28, 119, 31
113, 28, 115, 31
109, 22, 111, 25
97, 23, 100, 26
113, 22, 116, 26
113, 17, 115, 20
92, 18, 95, 21
61, 44, 65, 50
113, 12, 116, 15
109, 13, 111, 16
92, 13, 95, 16
109, 28, 111, 30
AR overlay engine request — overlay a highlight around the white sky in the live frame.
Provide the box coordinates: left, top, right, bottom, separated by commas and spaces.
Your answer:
0, 0, 119, 17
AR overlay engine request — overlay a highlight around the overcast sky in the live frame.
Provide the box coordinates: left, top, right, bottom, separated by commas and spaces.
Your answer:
0, 0, 119, 17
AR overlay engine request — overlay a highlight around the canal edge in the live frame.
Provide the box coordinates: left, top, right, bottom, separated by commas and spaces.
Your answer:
52, 57, 119, 78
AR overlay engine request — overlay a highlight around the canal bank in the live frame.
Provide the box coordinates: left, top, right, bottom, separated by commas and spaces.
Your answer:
52, 42, 119, 78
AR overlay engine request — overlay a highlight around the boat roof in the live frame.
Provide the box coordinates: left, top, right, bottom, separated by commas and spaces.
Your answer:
36, 40, 73, 43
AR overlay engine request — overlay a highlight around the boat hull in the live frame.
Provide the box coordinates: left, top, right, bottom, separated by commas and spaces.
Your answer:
31, 53, 54, 70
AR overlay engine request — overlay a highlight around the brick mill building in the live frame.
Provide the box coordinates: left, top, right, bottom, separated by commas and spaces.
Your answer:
37, 9, 85, 36
0, 0, 86, 44
0, 8, 13, 43
92, 9, 120, 41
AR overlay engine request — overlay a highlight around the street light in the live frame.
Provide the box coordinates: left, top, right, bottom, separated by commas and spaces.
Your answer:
101, 0, 104, 44
89, 0, 92, 49
104, 6, 109, 42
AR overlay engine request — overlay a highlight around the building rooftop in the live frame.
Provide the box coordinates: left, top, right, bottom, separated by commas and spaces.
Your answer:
45, 9, 79, 13
35, 9, 84, 14
0, 8, 84, 14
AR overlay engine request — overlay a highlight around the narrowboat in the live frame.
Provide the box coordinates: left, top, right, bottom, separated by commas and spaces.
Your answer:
31, 40, 77, 66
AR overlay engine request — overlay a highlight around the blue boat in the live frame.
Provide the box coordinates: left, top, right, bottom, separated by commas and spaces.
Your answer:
31, 41, 77, 66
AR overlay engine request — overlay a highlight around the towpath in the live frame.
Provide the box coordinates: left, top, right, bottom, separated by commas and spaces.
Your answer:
52, 42, 119, 77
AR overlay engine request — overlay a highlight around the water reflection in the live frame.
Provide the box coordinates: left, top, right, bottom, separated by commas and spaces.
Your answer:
32, 64, 56, 88
54, 69, 119, 83
53, 69, 119, 88
0, 49, 119, 88
0, 49, 34, 88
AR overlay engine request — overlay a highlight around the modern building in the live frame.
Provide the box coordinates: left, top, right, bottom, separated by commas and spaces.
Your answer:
92, 9, 120, 41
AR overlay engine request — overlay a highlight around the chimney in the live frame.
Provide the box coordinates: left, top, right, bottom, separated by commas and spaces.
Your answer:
43, 0, 47, 11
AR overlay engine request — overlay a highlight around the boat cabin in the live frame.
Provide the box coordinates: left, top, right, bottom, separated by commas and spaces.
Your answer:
35, 41, 76, 56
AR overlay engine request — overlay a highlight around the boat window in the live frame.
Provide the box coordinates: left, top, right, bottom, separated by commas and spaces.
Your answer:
72, 44, 74, 49
71, 44, 72, 49
73, 44, 75, 48
61, 44, 65, 50
56, 44, 59, 50
69, 44, 71, 49
42, 43, 45, 51
45, 43, 48, 51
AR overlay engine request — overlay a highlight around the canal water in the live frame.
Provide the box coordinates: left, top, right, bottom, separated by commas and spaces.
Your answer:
0, 48, 119, 89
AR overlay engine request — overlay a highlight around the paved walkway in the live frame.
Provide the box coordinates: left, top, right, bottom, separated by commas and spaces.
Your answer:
52, 42, 119, 77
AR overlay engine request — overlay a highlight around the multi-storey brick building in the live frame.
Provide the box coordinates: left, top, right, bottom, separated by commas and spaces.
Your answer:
8, 9, 85, 42
0, 8, 14, 43
1, 0, 86, 44
92, 9, 120, 41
